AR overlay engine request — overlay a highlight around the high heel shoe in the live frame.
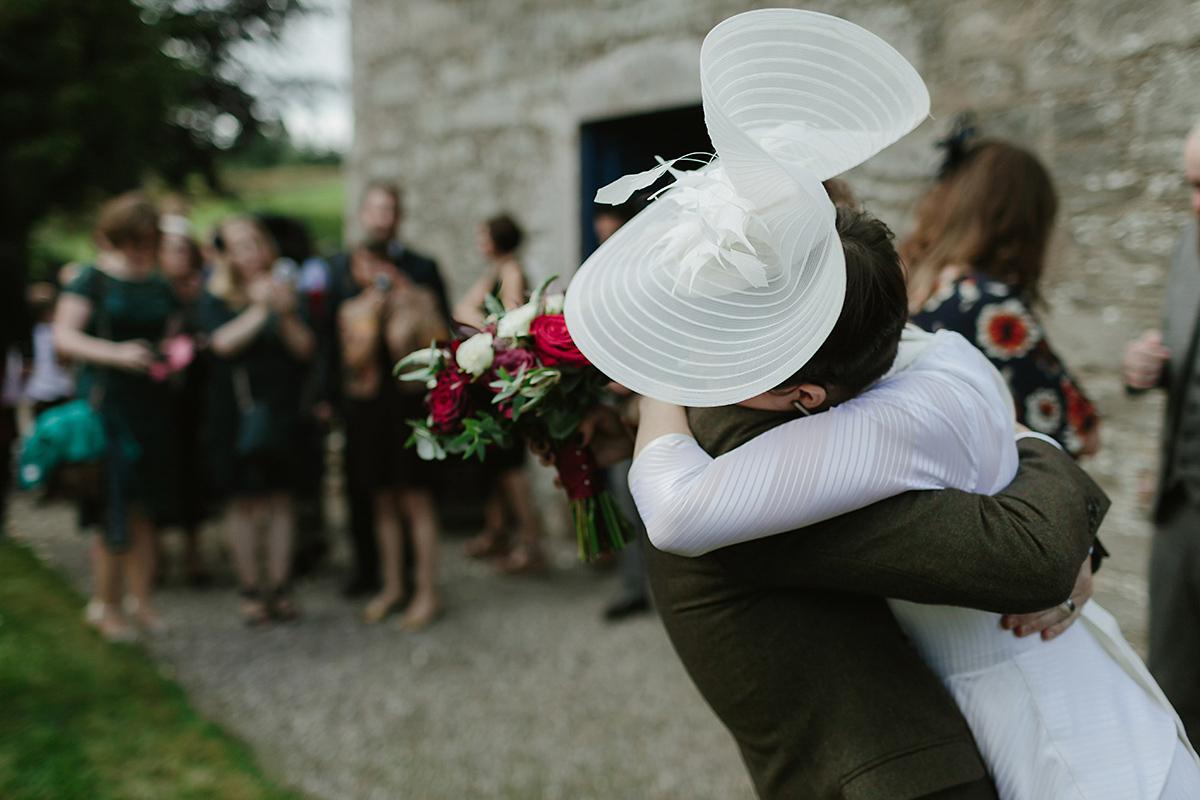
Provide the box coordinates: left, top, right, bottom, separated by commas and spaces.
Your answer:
239, 587, 271, 629
268, 585, 299, 624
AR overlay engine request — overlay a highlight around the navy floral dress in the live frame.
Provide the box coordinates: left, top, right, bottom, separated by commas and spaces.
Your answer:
910, 272, 1099, 458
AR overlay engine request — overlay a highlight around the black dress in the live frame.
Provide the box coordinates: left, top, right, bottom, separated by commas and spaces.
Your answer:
199, 292, 310, 497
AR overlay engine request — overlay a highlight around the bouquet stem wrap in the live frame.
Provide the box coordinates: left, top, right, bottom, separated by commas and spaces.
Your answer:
554, 444, 634, 561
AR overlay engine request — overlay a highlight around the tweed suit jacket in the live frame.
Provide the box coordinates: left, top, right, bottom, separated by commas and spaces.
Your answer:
644, 405, 1108, 800
1154, 220, 1200, 520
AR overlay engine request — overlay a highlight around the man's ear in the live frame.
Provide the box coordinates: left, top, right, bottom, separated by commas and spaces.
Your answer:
794, 383, 827, 412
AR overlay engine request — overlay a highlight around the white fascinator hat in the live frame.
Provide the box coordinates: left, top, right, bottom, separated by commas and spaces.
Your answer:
563, 8, 929, 406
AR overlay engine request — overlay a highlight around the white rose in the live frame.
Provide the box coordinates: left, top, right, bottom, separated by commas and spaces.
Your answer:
543, 293, 565, 315
455, 332, 495, 376
496, 301, 539, 338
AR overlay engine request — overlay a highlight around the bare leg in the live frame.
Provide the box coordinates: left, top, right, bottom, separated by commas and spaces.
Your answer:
226, 496, 262, 590
88, 531, 134, 640
398, 487, 441, 630
264, 493, 295, 591
265, 493, 298, 621
494, 468, 546, 575
227, 496, 268, 625
363, 489, 404, 622
499, 468, 540, 545
464, 483, 509, 558
122, 509, 167, 633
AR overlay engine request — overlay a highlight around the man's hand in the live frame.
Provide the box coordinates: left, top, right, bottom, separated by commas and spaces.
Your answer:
529, 403, 635, 470
1123, 329, 1170, 389
1000, 557, 1093, 640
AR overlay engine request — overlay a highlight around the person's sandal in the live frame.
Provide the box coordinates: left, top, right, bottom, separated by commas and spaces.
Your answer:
463, 528, 510, 560
85, 601, 139, 643
240, 587, 271, 629
268, 585, 299, 624
495, 542, 548, 576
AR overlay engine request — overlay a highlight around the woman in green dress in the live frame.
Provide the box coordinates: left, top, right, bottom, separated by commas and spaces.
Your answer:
201, 215, 314, 626
55, 192, 178, 641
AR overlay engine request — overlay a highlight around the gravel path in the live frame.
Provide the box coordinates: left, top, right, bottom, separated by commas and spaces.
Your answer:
9, 475, 1152, 800
7, 494, 754, 800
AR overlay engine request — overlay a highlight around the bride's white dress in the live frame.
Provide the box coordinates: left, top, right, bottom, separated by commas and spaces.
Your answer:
629, 326, 1200, 799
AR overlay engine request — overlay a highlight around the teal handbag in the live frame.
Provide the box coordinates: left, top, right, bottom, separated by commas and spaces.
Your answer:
17, 399, 137, 493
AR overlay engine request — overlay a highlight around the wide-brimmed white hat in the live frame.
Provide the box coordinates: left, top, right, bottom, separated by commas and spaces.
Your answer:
564, 8, 929, 406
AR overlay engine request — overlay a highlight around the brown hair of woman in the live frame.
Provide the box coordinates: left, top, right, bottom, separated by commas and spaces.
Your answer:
900, 139, 1057, 309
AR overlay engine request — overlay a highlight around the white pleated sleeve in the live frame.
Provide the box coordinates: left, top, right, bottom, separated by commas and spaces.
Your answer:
628, 331, 1019, 556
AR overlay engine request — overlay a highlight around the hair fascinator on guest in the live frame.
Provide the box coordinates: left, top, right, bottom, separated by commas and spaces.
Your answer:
564, 8, 930, 406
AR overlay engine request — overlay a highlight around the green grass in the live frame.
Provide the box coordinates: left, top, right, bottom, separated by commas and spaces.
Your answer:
0, 538, 304, 800
29, 164, 345, 280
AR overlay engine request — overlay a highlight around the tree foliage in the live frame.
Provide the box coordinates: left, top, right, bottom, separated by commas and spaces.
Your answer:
0, 0, 305, 259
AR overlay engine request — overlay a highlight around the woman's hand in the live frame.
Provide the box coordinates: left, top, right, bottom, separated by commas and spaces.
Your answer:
528, 403, 636, 471
1123, 329, 1170, 390
1000, 557, 1093, 640
109, 339, 156, 373
267, 279, 298, 315
246, 275, 273, 308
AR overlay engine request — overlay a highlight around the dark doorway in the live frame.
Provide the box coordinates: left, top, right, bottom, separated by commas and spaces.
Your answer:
579, 105, 712, 260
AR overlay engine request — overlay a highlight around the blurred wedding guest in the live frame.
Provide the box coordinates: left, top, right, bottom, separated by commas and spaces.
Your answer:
257, 213, 330, 579
591, 199, 652, 620
339, 240, 448, 629
201, 215, 314, 626
23, 282, 74, 416
54, 192, 178, 641
323, 182, 451, 596
455, 214, 545, 575
158, 216, 211, 586
1122, 120, 1200, 746
903, 130, 1100, 458
0, 244, 31, 532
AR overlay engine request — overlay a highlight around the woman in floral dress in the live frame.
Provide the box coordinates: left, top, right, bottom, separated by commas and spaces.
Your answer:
903, 137, 1100, 457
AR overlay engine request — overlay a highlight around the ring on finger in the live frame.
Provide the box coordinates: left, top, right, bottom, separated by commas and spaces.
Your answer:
1062, 598, 1077, 615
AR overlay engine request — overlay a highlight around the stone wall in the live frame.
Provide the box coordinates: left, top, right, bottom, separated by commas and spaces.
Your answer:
350, 0, 1200, 644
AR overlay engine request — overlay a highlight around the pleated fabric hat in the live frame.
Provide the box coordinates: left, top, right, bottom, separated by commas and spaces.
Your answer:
564, 9, 929, 406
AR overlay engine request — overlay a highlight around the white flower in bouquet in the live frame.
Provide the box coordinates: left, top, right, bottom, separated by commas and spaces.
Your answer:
543, 293, 565, 315
394, 345, 449, 383
456, 332, 495, 376
496, 301, 539, 338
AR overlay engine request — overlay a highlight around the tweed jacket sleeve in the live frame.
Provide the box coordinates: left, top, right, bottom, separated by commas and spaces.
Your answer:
687, 405, 1109, 614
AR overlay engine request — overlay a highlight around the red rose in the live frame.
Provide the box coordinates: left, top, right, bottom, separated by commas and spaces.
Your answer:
492, 344, 538, 374
428, 368, 469, 434
529, 314, 590, 368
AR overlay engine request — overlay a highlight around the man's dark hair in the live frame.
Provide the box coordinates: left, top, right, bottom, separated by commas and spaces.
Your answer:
486, 213, 524, 256
776, 207, 908, 396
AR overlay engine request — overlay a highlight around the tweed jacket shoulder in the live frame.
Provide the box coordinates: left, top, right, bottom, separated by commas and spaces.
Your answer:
644, 404, 1108, 800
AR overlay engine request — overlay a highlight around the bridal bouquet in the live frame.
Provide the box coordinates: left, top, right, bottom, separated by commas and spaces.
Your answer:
396, 277, 633, 561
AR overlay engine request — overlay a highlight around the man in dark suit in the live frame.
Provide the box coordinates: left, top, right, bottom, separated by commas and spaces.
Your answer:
650, 407, 1105, 800
322, 181, 452, 596
1123, 122, 1200, 746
